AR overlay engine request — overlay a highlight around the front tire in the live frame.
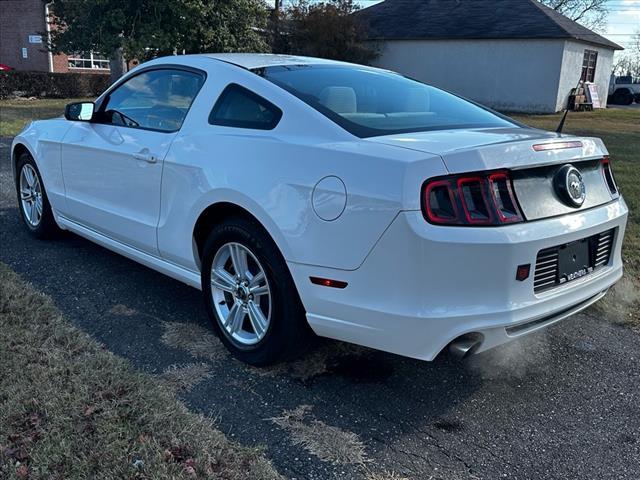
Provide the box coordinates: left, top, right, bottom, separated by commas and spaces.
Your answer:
15, 152, 59, 239
201, 217, 311, 366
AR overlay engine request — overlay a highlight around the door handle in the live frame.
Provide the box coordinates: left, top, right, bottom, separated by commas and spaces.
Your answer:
133, 152, 158, 163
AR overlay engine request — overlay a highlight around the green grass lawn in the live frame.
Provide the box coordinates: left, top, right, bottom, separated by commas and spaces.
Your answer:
0, 98, 90, 137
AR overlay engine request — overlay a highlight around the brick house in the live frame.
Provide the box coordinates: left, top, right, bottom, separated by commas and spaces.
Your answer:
0, 0, 109, 73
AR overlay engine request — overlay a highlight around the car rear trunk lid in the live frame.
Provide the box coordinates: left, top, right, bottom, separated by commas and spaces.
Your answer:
366, 127, 609, 172
367, 127, 617, 220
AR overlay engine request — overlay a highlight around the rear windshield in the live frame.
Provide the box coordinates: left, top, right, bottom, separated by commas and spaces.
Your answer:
254, 64, 515, 138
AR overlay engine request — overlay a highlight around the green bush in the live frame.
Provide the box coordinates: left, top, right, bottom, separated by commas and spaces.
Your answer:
0, 70, 110, 99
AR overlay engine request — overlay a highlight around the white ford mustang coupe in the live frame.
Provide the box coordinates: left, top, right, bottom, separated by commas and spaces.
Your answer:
12, 54, 628, 365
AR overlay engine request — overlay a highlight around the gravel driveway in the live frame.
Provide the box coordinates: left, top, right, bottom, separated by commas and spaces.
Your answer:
1, 136, 639, 480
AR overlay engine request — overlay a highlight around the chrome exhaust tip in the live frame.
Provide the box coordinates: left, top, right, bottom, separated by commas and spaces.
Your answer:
448, 333, 483, 359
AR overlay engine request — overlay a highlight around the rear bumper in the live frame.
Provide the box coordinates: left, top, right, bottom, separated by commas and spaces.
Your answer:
291, 198, 628, 360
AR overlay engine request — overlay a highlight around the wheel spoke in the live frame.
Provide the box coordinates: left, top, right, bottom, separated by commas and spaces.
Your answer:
250, 283, 269, 297
35, 197, 43, 216
228, 302, 245, 334
211, 267, 236, 292
20, 188, 32, 200
247, 301, 268, 338
29, 202, 37, 224
229, 244, 249, 278
222, 302, 238, 328
24, 167, 35, 187
248, 270, 264, 288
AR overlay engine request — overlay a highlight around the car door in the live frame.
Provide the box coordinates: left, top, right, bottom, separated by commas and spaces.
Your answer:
61, 67, 205, 255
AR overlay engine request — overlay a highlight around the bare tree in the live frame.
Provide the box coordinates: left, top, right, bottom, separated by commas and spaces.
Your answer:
539, 0, 608, 30
613, 31, 640, 77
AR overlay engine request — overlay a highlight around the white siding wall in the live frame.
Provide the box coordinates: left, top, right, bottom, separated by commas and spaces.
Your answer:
373, 39, 566, 113
555, 40, 614, 110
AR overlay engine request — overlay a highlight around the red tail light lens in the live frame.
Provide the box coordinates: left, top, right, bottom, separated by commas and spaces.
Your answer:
488, 173, 522, 223
424, 180, 460, 224
422, 171, 523, 226
457, 177, 492, 224
601, 156, 619, 197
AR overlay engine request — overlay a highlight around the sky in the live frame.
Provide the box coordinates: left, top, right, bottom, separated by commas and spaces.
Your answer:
604, 0, 640, 51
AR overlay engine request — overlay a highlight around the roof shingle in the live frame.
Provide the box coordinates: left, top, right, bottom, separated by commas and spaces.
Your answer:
357, 0, 622, 50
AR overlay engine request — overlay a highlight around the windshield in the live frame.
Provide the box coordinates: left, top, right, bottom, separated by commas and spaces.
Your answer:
254, 64, 516, 138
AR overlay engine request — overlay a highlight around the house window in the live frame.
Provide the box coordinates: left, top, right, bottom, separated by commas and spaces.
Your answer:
68, 52, 110, 70
581, 50, 598, 83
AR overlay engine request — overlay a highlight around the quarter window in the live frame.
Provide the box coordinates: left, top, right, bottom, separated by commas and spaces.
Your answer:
581, 50, 598, 83
100, 69, 205, 132
209, 84, 282, 130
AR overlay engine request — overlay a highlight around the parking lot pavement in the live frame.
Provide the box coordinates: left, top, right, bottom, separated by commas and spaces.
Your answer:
1, 136, 639, 480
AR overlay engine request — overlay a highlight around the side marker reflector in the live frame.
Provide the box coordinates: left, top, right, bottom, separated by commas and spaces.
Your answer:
516, 264, 531, 281
310, 277, 348, 289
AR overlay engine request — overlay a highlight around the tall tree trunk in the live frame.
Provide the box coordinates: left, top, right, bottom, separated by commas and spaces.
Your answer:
109, 48, 127, 84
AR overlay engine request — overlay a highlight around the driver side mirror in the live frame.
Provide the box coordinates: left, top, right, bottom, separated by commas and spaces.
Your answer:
64, 102, 95, 121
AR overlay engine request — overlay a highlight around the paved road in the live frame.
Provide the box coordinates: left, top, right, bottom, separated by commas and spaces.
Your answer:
1, 137, 639, 480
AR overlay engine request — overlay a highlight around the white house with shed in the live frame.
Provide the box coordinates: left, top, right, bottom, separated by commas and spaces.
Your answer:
357, 0, 623, 113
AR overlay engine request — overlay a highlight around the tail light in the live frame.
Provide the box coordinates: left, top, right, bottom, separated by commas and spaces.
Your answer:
422, 171, 523, 226
601, 156, 619, 197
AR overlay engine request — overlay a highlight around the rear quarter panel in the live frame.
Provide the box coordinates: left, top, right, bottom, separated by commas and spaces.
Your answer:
158, 131, 444, 271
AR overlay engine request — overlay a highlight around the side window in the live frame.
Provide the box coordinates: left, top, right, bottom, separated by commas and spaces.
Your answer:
209, 84, 282, 130
101, 69, 205, 132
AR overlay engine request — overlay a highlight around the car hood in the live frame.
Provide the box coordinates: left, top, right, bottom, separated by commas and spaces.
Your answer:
366, 127, 609, 173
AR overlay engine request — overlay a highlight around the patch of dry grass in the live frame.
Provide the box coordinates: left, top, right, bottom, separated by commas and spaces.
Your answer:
107, 304, 138, 316
0, 263, 282, 480
270, 405, 367, 465
270, 404, 406, 479
160, 363, 214, 393
253, 342, 370, 381
363, 472, 410, 480
161, 321, 227, 363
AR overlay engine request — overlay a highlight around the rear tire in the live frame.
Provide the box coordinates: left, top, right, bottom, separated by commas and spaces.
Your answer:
201, 216, 312, 366
15, 152, 59, 239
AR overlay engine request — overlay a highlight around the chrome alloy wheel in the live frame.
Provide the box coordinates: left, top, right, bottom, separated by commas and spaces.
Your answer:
210, 242, 272, 346
19, 164, 43, 227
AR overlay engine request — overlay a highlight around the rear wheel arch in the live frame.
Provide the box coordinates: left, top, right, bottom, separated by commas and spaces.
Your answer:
192, 202, 289, 271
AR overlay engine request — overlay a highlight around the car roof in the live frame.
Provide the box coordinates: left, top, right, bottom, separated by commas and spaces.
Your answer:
196, 53, 356, 70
